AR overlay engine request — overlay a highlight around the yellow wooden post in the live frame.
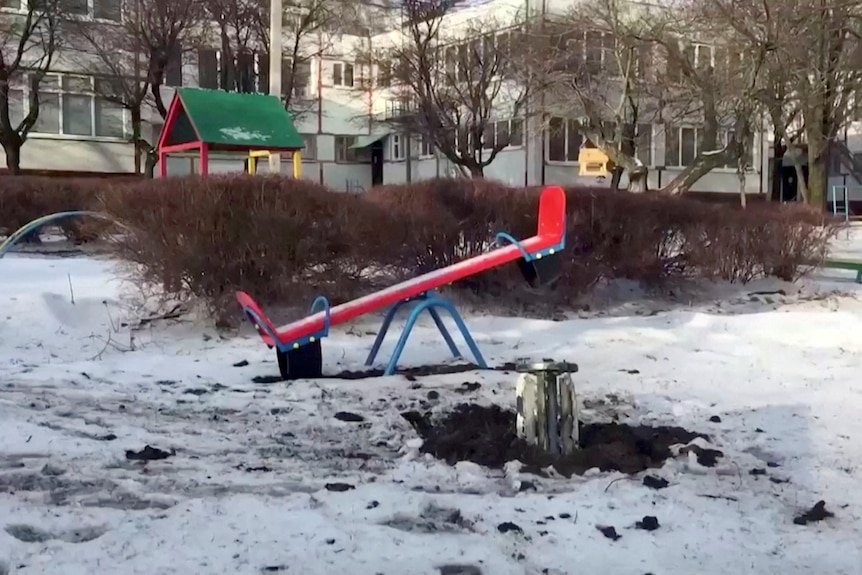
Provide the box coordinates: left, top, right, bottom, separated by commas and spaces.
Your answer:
248, 150, 271, 175
292, 150, 302, 178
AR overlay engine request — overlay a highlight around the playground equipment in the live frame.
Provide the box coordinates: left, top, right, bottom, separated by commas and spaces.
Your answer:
246, 149, 303, 178
578, 148, 610, 177
157, 88, 305, 177
237, 185, 567, 380
829, 185, 859, 221
0, 211, 120, 259
823, 258, 862, 283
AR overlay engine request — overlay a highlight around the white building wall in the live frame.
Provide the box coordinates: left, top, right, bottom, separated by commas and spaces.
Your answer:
0, 0, 795, 199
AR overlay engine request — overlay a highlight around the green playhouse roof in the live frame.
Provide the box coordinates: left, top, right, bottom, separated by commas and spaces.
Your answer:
161, 88, 305, 151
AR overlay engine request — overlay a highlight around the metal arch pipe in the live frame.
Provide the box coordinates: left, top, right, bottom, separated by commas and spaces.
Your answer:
0, 211, 121, 259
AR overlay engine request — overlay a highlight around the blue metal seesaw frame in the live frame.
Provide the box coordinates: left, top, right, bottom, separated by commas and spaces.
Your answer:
360, 227, 566, 376
244, 225, 569, 377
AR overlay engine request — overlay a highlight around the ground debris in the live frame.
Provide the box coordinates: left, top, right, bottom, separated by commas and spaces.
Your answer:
794, 501, 834, 525
125, 445, 172, 461
403, 403, 708, 477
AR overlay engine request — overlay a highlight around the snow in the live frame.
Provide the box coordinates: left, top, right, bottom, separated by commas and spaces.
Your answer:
218, 127, 271, 142
3, 229, 862, 574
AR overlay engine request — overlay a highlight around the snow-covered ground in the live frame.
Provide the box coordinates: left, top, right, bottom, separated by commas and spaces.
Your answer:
2, 229, 862, 575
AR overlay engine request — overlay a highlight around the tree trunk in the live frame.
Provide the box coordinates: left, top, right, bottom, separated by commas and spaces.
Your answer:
145, 150, 158, 178
659, 152, 727, 196
807, 147, 828, 209
468, 163, 484, 178
784, 144, 808, 202
627, 166, 649, 193
3, 139, 22, 175
737, 164, 747, 208
131, 106, 143, 174
769, 138, 785, 202
610, 166, 624, 191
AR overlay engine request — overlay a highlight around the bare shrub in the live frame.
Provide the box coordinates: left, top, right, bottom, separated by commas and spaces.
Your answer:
0, 172, 823, 323
0, 176, 103, 241
98, 175, 396, 320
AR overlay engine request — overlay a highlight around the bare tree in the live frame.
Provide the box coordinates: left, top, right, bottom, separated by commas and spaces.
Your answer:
371, 0, 531, 177
252, 0, 351, 114
680, 0, 862, 206
198, 0, 344, 122
69, 0, 205, 176
787, 0, 862, 207
0, 0, 63, 174
531, 0, 657, 192
643, 1, 769, 198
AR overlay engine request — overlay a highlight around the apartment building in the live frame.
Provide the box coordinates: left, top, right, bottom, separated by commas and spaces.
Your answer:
2, 0, 861, 201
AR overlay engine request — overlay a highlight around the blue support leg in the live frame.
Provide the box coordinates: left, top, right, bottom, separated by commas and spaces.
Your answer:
365, 298, 411, 366
427, 307, 462, 358
435, 298, 488, 370
382, 294, 488, 376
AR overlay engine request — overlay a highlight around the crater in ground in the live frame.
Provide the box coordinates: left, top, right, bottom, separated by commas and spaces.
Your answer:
402, 403, 710, 477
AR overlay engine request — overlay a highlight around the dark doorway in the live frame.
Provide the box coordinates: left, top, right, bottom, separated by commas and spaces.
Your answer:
371, 141, 384, 186
770, 151, 809, 203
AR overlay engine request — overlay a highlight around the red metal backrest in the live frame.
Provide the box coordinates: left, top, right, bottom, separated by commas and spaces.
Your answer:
536, 186, 566, 242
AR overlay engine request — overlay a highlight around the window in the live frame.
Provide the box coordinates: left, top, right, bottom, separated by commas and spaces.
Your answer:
664, 125, 698, 167
556, 30, 614, 75
548, 117, 587, 162
198, 49, 219, 89
165, 46, 183, 87
667, 43, 713, 82
378, 61, 392, 88
332, 62, 354, 87
385, 99, 409, 119
335, 136, 358, 162
694, 44, 713, 71
26, 73, 125, 139
482, 118, 524, 150
722, 129, 755, 169
418, 134, 434, 157
390, 134, 405, 160
636, 123, 652, 166
43, 0, 121, 20
197, 49, 279, 94
299, 134, 317, 161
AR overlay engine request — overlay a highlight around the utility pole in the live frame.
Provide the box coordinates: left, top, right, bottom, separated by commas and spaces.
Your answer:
268, 0, 283, 173
400, 2, 412, 182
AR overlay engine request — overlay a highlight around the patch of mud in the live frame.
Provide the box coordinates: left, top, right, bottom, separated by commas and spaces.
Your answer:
79, 493, 176, 511
5, 523, 107, 543
403, 403, 711, 477
0, 472, 117, 501
382, 503, 474, 533
0, 472, 166, 509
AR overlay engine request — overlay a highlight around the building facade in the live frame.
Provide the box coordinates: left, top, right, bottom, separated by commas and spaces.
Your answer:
2, 0, 861, 202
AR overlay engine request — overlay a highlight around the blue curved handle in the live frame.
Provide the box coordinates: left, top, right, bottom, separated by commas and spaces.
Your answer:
243, 307, 283, 348
0, 210, 123, 259
309, 296, 332, 334
494, 231, 532, 261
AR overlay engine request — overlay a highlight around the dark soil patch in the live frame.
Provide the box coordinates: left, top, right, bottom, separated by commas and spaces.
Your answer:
334, 411, 365, 422
402, 403, 710, 477
794, 501, 833, 525
252, 362, 520, 384
125, 445, 173, 462
636, 516, 660, 531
